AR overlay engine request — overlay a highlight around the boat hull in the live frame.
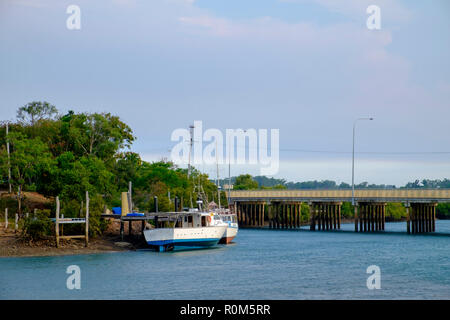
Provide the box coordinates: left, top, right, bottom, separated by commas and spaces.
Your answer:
144, 226, 226, 251
219, 225, 238, 244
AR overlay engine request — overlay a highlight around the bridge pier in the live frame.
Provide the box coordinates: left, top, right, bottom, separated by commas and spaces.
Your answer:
309, 202, 342, 231
267, 202, 302, 230
355, 202, 386, 233
408, 203, 436, 234
235, 201, 267, 228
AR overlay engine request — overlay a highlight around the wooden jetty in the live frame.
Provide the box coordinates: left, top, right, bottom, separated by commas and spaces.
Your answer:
53, 191, 89, 247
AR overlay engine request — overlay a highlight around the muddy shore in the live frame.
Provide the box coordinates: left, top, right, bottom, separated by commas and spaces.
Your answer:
0, 218, 146, 258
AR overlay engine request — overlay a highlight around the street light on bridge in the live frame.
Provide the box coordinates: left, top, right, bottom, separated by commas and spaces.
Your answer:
352, 117, 374, 206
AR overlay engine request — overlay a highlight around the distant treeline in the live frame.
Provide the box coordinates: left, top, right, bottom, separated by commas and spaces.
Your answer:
218, 175, 450, 190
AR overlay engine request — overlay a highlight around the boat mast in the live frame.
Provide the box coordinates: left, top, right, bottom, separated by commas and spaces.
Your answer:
188, 124, 194, 208
216, 140, 221, 209
188, 124, 194, 178
228, 150, 231, 207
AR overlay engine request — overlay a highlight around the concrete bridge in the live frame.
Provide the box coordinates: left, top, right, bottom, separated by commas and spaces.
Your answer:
227, 189, 450, 234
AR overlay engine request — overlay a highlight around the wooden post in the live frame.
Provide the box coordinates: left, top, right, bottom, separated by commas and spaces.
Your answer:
4, 208, 8, 229
292, 204, 295, 229
432, 204, 436, 232
317, 204, 321, 231
406, 205, 410, 234
329, 205, 333, 230
328, 204, 332, 230
238, 203, 242, 225
128, 181, 133, 213
330, 205, 334, 229
269, 204, 273, 229
363, 205, 367, 232
374, 205, 378, 231
56, 196, 60, 248
286, 203, 289, 229
309, 203, 315, 231
354, 204, 358, 232
276, 203, 280, 229
370, 205, 374, 232
428, 205, 432, 233
287, 204, 291, 229
376, 205, 380, 231
247, 203, 250, 227
85, 191, 89, 247
418, 205, 423, 233
261, 204, 265, 227
14, 213, 18, 232
284, 204, 288, 229
338, 204, 341, 229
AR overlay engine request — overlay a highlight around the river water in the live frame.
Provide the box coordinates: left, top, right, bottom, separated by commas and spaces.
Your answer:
1, 221, 449, 300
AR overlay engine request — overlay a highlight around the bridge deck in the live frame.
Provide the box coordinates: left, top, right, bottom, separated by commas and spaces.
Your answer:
227, 189, 450, 203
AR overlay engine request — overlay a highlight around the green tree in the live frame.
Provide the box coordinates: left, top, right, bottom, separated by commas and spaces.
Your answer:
385, 203, 406, 220
0, 132, 54, 193
437, 203, 450, 219
234, 174, 258, 190
65, 112, 135, 160
17, 101, 58, 126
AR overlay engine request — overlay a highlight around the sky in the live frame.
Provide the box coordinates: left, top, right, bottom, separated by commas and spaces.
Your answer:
0, 0, 449, 186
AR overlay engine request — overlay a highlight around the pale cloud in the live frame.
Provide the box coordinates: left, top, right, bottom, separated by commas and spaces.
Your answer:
279, 0, 413, 23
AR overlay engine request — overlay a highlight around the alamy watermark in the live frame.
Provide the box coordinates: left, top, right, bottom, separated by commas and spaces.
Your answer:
366, 5, 381, 30
366, 265, 381, 289
170, 121, 279, 175
66, 265, 81, 290
66, 5, 81, 30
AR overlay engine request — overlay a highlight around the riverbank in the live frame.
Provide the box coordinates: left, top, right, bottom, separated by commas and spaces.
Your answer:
0, 219, 146, 258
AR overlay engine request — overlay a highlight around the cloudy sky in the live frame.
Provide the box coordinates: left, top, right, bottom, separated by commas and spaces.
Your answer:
0, 0, 449, 185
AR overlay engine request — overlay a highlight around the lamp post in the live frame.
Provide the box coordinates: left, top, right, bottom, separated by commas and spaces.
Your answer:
352, 117, 374, 206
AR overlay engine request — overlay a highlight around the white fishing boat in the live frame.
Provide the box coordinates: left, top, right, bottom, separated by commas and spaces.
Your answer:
144, 209, 227, 252
215, 209, 239, 244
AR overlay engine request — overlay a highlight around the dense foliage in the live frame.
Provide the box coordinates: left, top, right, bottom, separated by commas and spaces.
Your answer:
0, 102, 222, 237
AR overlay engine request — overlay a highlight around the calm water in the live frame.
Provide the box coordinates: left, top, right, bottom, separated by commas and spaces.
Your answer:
1, 221, 450, 300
